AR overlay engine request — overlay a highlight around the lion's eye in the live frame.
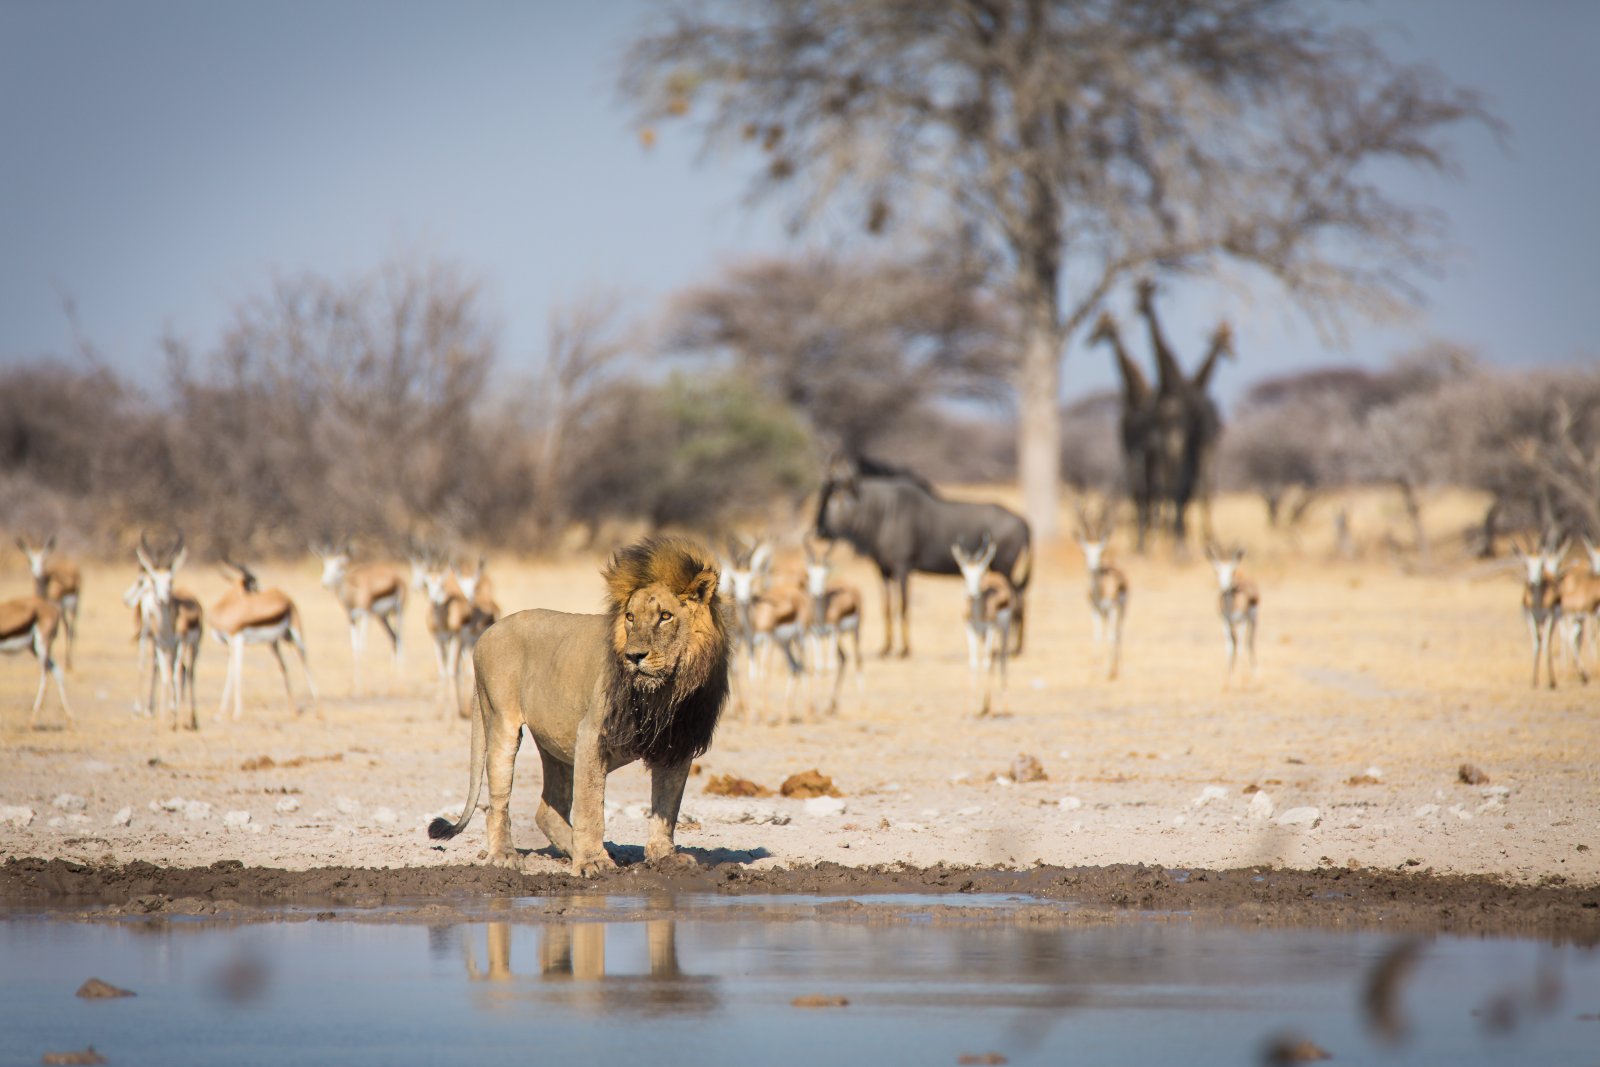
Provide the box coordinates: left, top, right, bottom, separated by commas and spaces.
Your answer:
625, 612, 635, 624
659, 611, 673, 624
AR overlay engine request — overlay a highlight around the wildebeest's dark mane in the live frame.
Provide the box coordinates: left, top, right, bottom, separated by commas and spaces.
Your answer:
850, 454, 940, 496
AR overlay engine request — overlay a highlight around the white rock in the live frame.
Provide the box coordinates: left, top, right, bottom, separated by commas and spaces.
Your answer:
335, 796, 361, 815
919, 808, 941, 819
1191, 786, 1229, 809
224, 810, 252, 828
950, 772, 971, 784
1364, 766, 1384, 781
372, 807, 399, 825
1449, 804, 1473, 822
604, 801, 622, 820
1480, 785, 1511, 799
1413, 804, 1440, 818
1057, 750, 1071, 760
1171, 814, 1188, 827
183, 800, 212, 822
1058, 796, 1082, 811
274, 797, 300, 814
47, 816, 65, 829
66, 814, 91, 827
881, 782, 902, 792
1277, 806, 1321, 829
803, 796, 846, 817
1247, 791, 1275, 821
110, 807, 132, 827
52, 793, 87, 812
993, 775, 1014, 788
158, 796, 187, 812
956, 805, 983, 816
81, 760, 114, 775
895, 821, 927, 833
0, 805, 34, 828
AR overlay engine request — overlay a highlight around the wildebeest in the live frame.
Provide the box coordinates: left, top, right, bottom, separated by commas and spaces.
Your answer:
814, 456, 1031, 657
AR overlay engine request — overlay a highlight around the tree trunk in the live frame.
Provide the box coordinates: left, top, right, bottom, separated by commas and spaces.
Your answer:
1017, 298, 1062, 542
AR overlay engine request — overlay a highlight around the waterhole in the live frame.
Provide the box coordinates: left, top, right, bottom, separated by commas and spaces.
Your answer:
4, 898, 1596, 1065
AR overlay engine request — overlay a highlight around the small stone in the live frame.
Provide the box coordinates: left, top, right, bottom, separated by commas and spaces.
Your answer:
1010, 754, 1048, 783
52, 794, 87, 812
75, 978, 134, 998
372, 807, 399, 825
158, 796, 186, 812
1171, 814, 1188, 827
183, 800, 211, 822
274, 797, 300, 814
993, 775, 1014, 788
896, 821, 927, 833
224, 810, 252, 828
0, 805, 36, 828
1247, 791, 1275, 821
1058, 796, 1082, 811
335, 796, 361, 815
803, 796, 846, 817
110, 807, 132, 827
1448, 804, 1473, 822
1277, 806, 1321, 829
1192, 786, 1229, 809
64, 814, 91, 827
1413, 804, 1440, 818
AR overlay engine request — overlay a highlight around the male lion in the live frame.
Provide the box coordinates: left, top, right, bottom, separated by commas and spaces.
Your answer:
429, 536, 729, 876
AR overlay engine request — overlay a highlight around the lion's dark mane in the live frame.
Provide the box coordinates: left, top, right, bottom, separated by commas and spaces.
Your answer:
599, 536, 731, 768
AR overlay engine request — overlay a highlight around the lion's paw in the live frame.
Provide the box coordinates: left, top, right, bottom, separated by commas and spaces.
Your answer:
573, 852, 617, 879
487, 850, 522, 870
647, 850, 700, 871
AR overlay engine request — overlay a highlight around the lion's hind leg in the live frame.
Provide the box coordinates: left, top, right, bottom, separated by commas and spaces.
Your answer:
483, 704, 524, 867
533, 748, 575, 859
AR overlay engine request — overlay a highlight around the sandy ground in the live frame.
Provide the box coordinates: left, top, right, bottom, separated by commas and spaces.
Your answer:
2, 492, 1597, 900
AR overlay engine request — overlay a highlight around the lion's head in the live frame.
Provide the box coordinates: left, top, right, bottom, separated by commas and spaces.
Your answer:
600, 536, 730, 766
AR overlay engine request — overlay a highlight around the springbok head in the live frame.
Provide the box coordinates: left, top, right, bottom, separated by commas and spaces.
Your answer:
951, 535, 997, 599
1206, 544, 1245, 592
16, 534, 56, 587
803, 536, 836, 599
453, 557, 487, 603
136, 532, 186, 606
1074, 501, 1113, 571
313, 540, 352, 589
725, 539, 769, 608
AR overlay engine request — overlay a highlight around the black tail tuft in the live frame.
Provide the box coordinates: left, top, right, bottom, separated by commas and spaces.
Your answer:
428, 817, 459, 841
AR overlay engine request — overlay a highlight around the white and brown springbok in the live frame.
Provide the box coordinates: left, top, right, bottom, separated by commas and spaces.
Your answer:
17, 536, 81, 670
315, 542, 407, 695
1206, 545, 1259, 687
1558, 538, 1600, 683
1, 587, 72, 729
421, 558, 478, 719
135, 534, 203, 730
748, 569, 810, 724
952, 536, 1013, 717
452, 556, 500, 652
1513, 538, 1565, 690
1075, 505, 1129, 681
210, 560, 317, 720
802, 537, 863, 715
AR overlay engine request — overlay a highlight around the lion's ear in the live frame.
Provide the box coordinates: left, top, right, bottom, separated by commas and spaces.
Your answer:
684, 567, 719, 605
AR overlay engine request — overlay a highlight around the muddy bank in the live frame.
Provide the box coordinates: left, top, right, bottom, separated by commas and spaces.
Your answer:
4, 856, 1596, 942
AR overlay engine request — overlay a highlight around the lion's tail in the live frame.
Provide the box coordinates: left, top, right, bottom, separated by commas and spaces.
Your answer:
428, 669, 488, 841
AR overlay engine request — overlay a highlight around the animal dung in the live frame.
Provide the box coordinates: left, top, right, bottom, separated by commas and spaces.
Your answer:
781, 769, 841, 798
1010, 754, 1048, 783
703, 774, 773, 798
1458, 763, 1490, 785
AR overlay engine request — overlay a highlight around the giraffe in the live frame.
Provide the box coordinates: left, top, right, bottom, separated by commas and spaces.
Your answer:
1134, 279, 1234, 547
1088, 311, 1163, 551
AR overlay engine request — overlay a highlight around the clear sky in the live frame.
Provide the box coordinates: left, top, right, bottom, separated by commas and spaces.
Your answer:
2, 0, 1596, 410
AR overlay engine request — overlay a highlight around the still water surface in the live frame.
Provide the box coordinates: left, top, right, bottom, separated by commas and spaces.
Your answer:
2, 898, 1595, 1066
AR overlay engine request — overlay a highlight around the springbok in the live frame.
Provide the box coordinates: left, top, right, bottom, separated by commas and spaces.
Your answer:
421, 559, 476, 718
453, 556, 500, 652
748, 571, 810, 724
135, 534, 203, 730
1513, 538, 1565, 690
1, 587, 72, 729
210, 561, 317, 720
1206, 545, 1259, 687
17, 536, 81, 670
314, 543, 407, 695
1075, 505, 1129, 680
802, 537, 863, 715
1559, 538, 1600, 682
723, 537, 771, 679
952, 537, 1013, 717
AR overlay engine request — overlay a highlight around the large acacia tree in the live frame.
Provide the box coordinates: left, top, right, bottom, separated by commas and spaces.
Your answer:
622, 0, 1497, 538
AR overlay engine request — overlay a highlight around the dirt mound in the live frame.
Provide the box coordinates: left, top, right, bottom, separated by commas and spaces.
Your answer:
780, 770, 840, 798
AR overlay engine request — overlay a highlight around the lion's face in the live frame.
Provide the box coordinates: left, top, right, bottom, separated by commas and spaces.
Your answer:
615, 583, 703, 690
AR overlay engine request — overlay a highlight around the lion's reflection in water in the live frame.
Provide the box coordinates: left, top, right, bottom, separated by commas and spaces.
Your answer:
462, 916, 716, 1017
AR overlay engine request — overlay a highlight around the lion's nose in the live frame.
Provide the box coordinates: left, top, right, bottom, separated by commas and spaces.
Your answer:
625, 650, 648, 666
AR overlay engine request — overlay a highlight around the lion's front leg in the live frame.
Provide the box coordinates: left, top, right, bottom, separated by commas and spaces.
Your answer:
569, 716, 616, 878
645, 758, 696, 867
